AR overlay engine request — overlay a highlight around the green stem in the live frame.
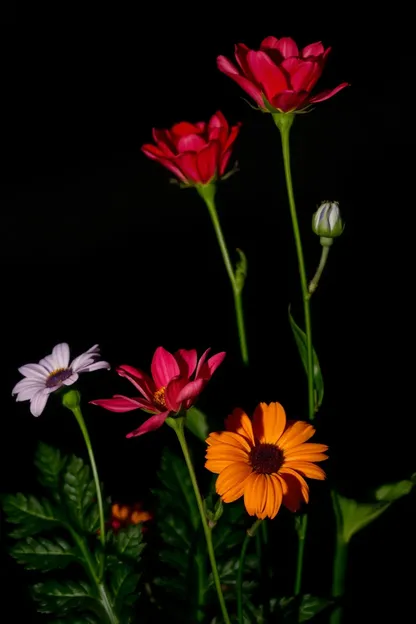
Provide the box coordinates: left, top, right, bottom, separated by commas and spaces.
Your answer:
330, 536, 348, 624
294, 515, 307, 596
69, 527, 118, 624
308, 245, 331, 296
197, 184, 249, 365
237, 519, 262, 624
172, 418, 231, 624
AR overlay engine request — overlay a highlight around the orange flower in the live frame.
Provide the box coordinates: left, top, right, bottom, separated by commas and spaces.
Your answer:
205, 402, 328, 519
111, 503, 152, 532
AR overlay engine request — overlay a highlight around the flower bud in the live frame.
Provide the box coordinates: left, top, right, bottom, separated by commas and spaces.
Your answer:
312, 201, 343, 246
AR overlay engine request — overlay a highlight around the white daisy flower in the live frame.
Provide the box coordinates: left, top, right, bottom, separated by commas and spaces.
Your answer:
12, 343, 110, 417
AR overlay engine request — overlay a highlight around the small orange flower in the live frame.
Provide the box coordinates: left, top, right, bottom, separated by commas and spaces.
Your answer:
205, 402, 328, 519
111, 503, 152, 532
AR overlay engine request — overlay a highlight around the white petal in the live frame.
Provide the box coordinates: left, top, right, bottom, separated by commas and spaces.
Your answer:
39, 354, 58, 373
81, 360, 110, 372
70, 353, 93, 372
18, 363, 49, 381
52, 343, 70, 369
85, 344, 100, 355
30, 390, 50, 417
62, 373, 79, 386
15, 384, 45, 401
12, 378, 44, 395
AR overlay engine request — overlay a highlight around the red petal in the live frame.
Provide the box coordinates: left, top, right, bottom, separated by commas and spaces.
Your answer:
175, 152, 201, 183
206, 351, 226, 376
164, 377, 188, 411
90, 395, 143, 412
117, 365, 155, 401
196, 141, 220, 184
152, 128, 177, 155
270, 90, 308, 112
208, 111, 228, 130
260, 36, 280, 49
301, 41, 325, 59
126, 412, 169, 438
141, 148, 188, 182
176, 378, 205, 405
195, 348, 211, 378
217, 55, 264, 107
219, 149, 232, 176
151, 347, 180, 388
171, 121, 205, 137
174, 349, 197, 378
246, 50, 288, 101
279, 471, 309, 512
177, 133, 207, 153
141, 143, 169, 160
309, 82, 349, 104
223, 122, 241, 153
234, 43, 256, 81
274, 37, 299, 58
287, 60, 320, 92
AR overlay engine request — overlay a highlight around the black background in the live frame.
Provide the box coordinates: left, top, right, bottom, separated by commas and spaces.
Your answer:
1, 4, 415, 622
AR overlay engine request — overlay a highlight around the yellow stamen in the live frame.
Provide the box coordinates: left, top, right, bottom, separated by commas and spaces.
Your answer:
153, 386, 167, 408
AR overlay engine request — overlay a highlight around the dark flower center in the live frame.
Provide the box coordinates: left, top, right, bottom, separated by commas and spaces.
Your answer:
46, 368, 73, 388
249, 443, 283, 474
153, 386, 167, 409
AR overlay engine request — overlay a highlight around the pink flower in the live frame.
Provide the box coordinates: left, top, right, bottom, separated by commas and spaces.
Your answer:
217, 36, 348, 113
141, 111, 240, 185
91, 347, 226, 437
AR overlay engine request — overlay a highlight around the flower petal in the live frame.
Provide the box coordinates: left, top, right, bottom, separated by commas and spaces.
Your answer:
274, 37, 299, 58
51, 343, 70, 369
30, 390, 49, 417
268, 475, 283, 519
62, 373, 79, 386
216, 462, 252, 503
225, 408, 255, 446
196, 350, 226, 380
12, 378, 44, 395
177, 133, 207, 153
141, 147, 188, 182
301, 42, 325, 58
81, 360, 110, 372
278, 420, 316, 450
176, 378, 205, 406
196, 141, 220, 184
90, 395, 145, 412
14, 383, 45, 401
284, 442, 329, 463
217, 55, 264, 107
309, 82, 349, 104
279, 466, 310, 508
270, 90, 308, 112
164, 376, 188, 411
206, 444, 250, 467
246, 50, 288, 101
243, 472, 264, 517
151, 347, 180, 388
174, 349, 197, 378
286, 461, 326, 480
252, 402, 286, 444
117, 365, 155, 402
38, 355, 58, 373
206, 430, 251, 453
126, 411, 169, 438
18, 363, 48, 381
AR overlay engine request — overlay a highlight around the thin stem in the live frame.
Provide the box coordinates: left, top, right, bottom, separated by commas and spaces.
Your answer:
330, 536, 348, 624
308, 245, 331, 296
71, 405, 106, 574
237, 519, 262, 624
197, 184, 249, 365
293, 514, 307, 596
173, 419, 231, 624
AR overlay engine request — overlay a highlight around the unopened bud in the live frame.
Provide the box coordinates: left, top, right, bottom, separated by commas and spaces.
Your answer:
312, 201, 343, 246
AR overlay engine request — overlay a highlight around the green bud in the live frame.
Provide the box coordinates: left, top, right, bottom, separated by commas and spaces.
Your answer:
204, 495, 223, 528
312, 201, 343, 245
61, 389, 81, 410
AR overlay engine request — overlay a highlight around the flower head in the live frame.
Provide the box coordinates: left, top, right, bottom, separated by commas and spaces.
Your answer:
205, 402, 328, 519
110, 503, 152, 533
91, 346, 226, 438
142, 111, 240, 185
12, 343, 110, 417
217, 37, 348, 113
312, 200, 343, 242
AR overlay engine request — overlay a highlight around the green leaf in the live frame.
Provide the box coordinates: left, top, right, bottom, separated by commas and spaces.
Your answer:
185, 407, 209, 442
33, 579, 98, 616
289, 308, 324, 410
63, 455, 96, 530
112, 524, 145, 561
280, 595, 333, 621
2, 493, 61, 538
375, 479, 414, 502
10, 536, 77, 571
332, 490, 390, 544
35, 442, 66, 490
110, 564, 140, 613
156, 449, 199, 529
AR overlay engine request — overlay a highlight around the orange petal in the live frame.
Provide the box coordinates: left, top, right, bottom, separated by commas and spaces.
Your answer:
286, 461, 326, 480
205, 446, 249, 463
243, 472, 260, 516
111, 503, 121, 519
216, 463, 252, 503
206, 430, 252, 453
267, 474, 283, 519
278, 420, 315, 450
279, 467, 309, 511
225, 408, 255, 445
252, 402, 286, 444
256, 474, 269, 519
284, 442, 328, 456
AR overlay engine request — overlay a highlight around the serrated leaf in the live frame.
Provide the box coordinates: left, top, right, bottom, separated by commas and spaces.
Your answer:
156, 449, 199, 529
185, 407, 209, 442
375, 479, 414, 502
10, 536, 77, 571
289, 308, 324, 410
2, 493, 61, 538
33, 579, 98, 616
35, 442, 66, 490
110, 564, 140, 613
63, 456, 96, 530
332, 490, 390, 544
280, 594, 333, 621
112, 524, 145, 561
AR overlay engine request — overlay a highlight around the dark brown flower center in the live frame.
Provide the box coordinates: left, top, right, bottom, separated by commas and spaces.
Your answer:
249, 443, 283, 474
46, 368, 73, 388
153, 386, 167, 409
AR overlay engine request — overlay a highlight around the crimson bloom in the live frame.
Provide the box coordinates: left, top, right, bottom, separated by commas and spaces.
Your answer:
141, 111, 240, 185
217, 36, 348, 113
91, 346, 225, 437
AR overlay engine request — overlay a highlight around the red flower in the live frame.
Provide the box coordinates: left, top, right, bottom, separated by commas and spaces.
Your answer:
91, 346, 226, 437
110, 503, 152, 533
141, 111, 240, 185
217, 36, 348, 113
